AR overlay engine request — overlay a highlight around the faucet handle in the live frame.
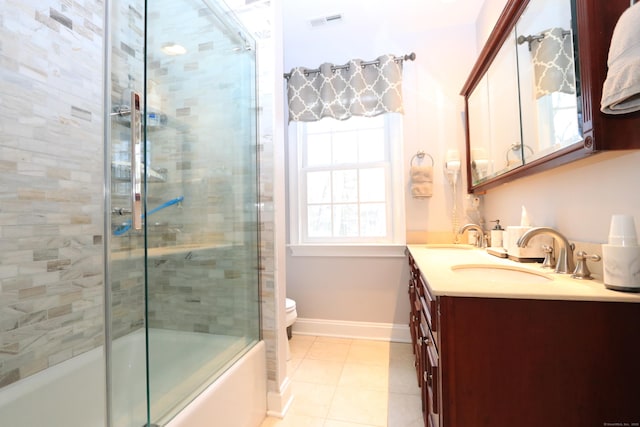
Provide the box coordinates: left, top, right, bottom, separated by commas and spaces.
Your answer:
571, 251, 601, 280
541, 245, 555, 269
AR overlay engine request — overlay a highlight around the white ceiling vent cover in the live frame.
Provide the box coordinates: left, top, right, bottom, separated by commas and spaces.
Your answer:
309, 14, 343, 28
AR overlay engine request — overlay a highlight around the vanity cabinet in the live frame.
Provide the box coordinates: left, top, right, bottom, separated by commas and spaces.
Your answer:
408, 252, 440, 427
407, 252, 640, 427
462, 0, 640, 193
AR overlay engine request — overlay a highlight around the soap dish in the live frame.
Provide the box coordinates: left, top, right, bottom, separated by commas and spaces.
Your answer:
507, 254, 544, 263
486, 247, 508, 258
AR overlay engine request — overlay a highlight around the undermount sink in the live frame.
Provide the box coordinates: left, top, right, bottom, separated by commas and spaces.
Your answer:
451, 264, 553, 284
424, 244, 474, 249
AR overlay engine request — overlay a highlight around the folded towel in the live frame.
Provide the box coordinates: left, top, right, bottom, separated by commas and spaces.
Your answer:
532, 27, 576, 99
410, 165, 433, 183
411, 183, 433, 198
601, 3, 640, 115
410, 165, 433, 198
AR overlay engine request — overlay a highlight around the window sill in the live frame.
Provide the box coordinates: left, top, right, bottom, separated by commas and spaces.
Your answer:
287, 244, 407, 258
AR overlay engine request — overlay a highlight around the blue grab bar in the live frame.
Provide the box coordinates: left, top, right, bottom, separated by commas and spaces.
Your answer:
113, 196, 184, 236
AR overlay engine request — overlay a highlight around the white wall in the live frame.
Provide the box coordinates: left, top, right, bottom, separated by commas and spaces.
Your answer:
483, 151, 640, 244
283, 0, 640, 336
283, 0, 480, 332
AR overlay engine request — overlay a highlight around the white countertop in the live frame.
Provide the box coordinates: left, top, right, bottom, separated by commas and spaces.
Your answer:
407, 244, 640, 303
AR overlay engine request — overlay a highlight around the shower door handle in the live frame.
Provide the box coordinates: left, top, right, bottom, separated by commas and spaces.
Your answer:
130, 91, 142, 230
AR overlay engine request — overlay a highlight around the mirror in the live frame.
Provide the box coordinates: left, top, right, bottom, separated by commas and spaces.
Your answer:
469, 29, 522, 185
467, 0, 580, 188
515, 0, 582, 163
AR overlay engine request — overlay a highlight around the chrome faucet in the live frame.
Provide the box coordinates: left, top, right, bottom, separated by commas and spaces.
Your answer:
459, 223, 485, 247
517, 227, 575, 274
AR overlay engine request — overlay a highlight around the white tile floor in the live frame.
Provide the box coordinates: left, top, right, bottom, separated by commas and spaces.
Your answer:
260, 335, 423, 427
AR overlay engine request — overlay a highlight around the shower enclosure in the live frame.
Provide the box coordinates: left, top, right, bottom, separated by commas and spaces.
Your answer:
0, 0, 260, 426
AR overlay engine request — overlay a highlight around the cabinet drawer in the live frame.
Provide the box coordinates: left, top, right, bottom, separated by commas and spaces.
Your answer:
420, 302, 437, 350
418, 274, 437, 334
407, 253, 420, 280
425, 338, 439, 417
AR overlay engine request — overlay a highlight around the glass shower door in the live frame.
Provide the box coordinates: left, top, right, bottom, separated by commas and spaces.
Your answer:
144, 0, 259, 423
107, 0, 148, 426
108, 0, 259, 425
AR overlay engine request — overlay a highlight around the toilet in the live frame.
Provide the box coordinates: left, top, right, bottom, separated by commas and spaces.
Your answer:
285, 298, 297, 360
285, 298, 297, 338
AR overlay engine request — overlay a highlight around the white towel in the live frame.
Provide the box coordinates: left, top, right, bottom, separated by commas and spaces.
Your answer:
601, 3, 640, 115
410, 165, 433, 198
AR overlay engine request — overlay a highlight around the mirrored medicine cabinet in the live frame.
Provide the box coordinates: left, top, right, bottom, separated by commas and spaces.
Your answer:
461, 0, 640, 193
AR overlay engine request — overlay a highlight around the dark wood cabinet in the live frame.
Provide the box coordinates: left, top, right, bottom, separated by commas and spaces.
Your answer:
408, 252, 441, 427
407, 252, 640, 427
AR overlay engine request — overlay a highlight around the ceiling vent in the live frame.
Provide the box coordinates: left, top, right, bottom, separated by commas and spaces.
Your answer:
309, 14, 343, 28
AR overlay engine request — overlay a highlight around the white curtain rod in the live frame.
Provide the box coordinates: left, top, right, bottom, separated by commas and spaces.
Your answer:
283, 52, 416, 79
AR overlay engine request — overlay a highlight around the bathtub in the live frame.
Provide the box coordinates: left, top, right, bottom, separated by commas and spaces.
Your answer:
0, 329, 266, 427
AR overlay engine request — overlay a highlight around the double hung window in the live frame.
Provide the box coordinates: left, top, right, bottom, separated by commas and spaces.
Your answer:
288, 114, 405, 251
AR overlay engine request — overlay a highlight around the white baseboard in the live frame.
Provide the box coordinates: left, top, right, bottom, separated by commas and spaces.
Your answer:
266, 376, 294, 418
293, 318, 411, 343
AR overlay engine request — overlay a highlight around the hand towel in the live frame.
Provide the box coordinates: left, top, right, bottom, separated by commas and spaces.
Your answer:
410, 165, 433, 198
532, 27, 576, 99
601, 3, 640, 115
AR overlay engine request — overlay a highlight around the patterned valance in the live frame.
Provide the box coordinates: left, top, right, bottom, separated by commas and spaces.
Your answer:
530, 27, 576, 99
286, 54, 405, 122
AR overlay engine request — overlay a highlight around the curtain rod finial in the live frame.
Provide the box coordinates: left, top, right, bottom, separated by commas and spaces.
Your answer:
405, 52, 416, 61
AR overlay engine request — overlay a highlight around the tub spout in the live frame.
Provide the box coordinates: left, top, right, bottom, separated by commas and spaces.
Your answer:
517, 227, 575, 274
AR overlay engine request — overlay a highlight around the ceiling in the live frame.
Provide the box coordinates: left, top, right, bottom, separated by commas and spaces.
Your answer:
282, 0, 486, 35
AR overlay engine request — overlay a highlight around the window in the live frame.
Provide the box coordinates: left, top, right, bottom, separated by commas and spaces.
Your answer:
288, 114, 405, 255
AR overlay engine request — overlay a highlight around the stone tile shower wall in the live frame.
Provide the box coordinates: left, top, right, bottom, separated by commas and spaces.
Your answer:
0, 0, 105, 388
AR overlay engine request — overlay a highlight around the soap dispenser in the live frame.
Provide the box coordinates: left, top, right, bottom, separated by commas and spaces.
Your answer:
490, 220, 504, 248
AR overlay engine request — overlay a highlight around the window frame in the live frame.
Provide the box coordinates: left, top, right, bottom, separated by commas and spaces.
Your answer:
287, 114, 406, 257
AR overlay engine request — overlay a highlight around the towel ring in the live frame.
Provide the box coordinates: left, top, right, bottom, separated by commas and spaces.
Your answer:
505, 143, 534, 165
410, 150, 434, 167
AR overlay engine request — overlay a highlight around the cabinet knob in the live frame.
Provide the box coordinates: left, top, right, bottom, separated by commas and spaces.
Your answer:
424, 371, 433, 385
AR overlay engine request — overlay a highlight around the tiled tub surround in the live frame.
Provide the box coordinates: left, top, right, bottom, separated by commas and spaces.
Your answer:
0, 0, 106, 388
2, 0, 275, 423
145, 244, 259, 337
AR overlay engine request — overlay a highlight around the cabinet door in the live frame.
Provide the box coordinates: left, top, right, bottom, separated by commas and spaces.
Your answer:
408, 276, 417, 346
439, 296, 640, 427
463, 0, 640, 194
486, 29, 522, 175
420, 305, 439, 427
425, 340, 439, 427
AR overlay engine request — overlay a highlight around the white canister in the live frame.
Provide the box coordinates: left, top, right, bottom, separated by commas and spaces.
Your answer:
602, 244, 640, 291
